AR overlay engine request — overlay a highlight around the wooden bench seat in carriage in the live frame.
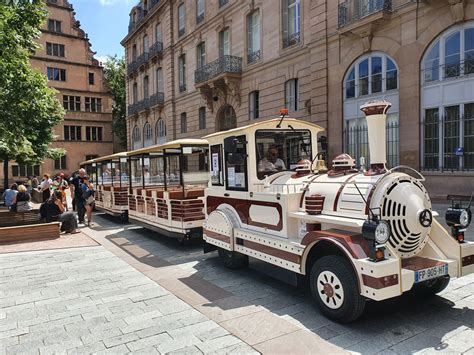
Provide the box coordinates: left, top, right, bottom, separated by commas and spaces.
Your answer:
0, 209, 60, 243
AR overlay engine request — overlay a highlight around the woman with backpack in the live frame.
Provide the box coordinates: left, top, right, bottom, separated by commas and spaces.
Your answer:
81, 176, 95, 226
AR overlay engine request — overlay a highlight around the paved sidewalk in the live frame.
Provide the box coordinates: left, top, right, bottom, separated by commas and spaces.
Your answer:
0, 246, 256, 354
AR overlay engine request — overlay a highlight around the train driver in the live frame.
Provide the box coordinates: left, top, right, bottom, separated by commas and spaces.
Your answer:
258, 145, 286, 173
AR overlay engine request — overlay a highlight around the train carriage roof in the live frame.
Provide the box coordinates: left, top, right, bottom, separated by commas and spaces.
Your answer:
80, 152, 127, 166
126, 138, 209, 157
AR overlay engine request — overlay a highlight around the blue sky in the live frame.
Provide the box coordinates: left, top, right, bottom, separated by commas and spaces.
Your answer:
71, 0, 133, 60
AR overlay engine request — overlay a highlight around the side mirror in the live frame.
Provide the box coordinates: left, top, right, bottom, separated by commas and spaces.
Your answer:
224, 136, 238, 154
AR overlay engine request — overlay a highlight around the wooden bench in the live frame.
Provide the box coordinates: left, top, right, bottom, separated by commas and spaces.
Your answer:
0, 209, 40, 227
0, 222, 60, 243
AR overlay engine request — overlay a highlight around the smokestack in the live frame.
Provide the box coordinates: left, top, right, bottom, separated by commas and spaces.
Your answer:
360, 100, 392, 176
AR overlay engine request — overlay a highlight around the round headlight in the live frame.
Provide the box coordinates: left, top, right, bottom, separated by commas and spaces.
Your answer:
460, 209, 470, 227
375, 221, 390, 244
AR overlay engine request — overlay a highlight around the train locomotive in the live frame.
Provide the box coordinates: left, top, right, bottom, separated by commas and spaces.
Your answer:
202, 100, 474, 322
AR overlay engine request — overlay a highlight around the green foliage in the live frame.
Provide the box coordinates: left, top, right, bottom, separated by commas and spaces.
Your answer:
103, 55, 127, 150
0, 0, 65, 166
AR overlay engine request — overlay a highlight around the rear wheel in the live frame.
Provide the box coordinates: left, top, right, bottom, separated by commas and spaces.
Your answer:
218, 248, 249, 269
414, 275, 450, 296
310, 255, 365, 323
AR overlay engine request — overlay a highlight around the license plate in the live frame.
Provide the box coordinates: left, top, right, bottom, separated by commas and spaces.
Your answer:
414, 264, 448, 283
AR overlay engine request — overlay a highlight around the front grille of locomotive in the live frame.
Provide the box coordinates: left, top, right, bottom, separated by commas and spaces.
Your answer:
379, 177, 431, 258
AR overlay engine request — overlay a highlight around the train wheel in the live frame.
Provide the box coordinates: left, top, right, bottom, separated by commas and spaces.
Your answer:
310, 255, 365, 323
414, 275, 450, 296
218, 248, 248, 269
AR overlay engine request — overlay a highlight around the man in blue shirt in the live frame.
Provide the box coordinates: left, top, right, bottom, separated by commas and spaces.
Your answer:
2, 183, 18, 211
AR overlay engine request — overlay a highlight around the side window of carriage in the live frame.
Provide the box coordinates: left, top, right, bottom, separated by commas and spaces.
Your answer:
210, 145, 223, 186
223, 135, 248, 191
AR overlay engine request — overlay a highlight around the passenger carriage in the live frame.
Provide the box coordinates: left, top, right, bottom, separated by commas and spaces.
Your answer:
202, 103, 474, 322
126, 139, 209, 241
81, 152, 129, 221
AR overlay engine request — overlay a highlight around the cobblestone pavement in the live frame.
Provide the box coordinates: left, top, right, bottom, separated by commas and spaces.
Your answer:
0, 246, 258, 354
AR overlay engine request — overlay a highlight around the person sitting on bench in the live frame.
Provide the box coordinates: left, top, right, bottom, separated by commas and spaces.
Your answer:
12, 184, 33, 212
40, 190, 79, 234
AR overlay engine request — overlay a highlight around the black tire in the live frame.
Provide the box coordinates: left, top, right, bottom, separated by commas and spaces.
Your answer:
310, 255, 365, 323
120, 211, 129, 223
414, 275, 450, 296
218, 248, 249, 269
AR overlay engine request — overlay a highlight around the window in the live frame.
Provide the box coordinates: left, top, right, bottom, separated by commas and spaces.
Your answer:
219, 29, 230, 56
197, 42, 206, 68
249, 91, 259, 119
86, 126, 103, 141
12, 165, 40, 177
88, 73, 94, 85
178, 54, 186, 92
282, 0, 300, 48
178, 3, 185, 37
85, 155, 98, 161
47, 67, 66, 81
132, 125, 141, 150
63, 95, 81, 111
85, 97, 102, 112
156, 68, 164, 93
196, 0, 204, 23
180, 113, 187, 133
64, 125, 81, 141
224, 135, 247, 190
133, 82, 138, 103
156, 118, 166, 144
48, 19, 61, 32
285, 79, 298, 112
219, 0, 229, 7
210, 144, 223, 185
156, 23, 162, 43
199, 107, 206, 130
143, 34, 149, 54
143, 122, 153, 147
143, 75, 149, 99
132, 44, 137, 60
46, 42, 65, 57
54, 156, 67, 170
247, 10, 261, 63
344, 54, 398, 99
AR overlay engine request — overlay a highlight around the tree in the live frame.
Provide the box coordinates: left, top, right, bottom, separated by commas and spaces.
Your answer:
0, 0, 65, 189
103, 55, 127, 150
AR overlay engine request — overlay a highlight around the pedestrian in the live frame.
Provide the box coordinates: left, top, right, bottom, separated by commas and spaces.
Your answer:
54, 172, 69, 210
81, 176, 95, 226
2, 183, 18, 211
39, 190, 79, 234
69, 168, 86, 224
31, 177, 39, 189
12, 184, 33, 212
39, 174, 52, 202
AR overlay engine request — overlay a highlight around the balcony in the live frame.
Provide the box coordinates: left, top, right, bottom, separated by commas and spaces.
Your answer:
179, 83, 187, 93
194, 55, 242, 112
128, 0, 161, 34
247, 50, 261, 64
178, 28, 185, 37
127, 60, 139, 75
194, 55, 242, 85
128, 93, 164, 116
149, 41, 163, 60
338, 0, 391, 28
282, 32, 300, 49
219, 0, 229, 8
150, 92, 164, 107
196, 13, 204, 24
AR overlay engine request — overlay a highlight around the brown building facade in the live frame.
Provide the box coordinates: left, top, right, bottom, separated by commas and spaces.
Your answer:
122, 0, 474, 197
1, 0, 114, 184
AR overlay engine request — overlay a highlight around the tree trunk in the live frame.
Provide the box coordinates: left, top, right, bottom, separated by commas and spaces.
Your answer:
3, 156, 8, 190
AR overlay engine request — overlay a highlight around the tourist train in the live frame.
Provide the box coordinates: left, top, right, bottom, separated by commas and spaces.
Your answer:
82, 100, 474, 322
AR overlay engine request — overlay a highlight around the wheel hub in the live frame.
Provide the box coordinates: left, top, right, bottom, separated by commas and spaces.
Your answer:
317, 270, 344, 310
323, 283, 334, 298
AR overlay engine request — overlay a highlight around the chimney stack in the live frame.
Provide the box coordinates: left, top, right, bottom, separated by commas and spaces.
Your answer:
360, 100, 392, 176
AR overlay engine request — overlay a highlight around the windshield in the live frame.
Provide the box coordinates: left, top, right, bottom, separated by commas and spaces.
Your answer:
255, 130, 312, 179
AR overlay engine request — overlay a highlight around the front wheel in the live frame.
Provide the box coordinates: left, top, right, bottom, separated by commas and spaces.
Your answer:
414, 275, 450, 296
218, 248, 248, 269
310, 255, 365, 323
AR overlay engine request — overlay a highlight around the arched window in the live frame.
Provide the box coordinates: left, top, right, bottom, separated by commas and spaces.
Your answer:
342, 52, 399, 167
421, 23, 474, 171
156, 118, 166, 144
132, 125, 141, 150
217, 105, 236, 131
143, 122, 153, 147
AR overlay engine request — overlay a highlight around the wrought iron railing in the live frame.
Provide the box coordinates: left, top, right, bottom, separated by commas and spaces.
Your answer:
128, 102, 139, 116
127, 60, 139, 75
179, 83, 187, 92
338, 0, 392, 28
219, 0, 229, 7
343, 121, 399, 168
194, 55, 242, 84
128, 0, 161, 33
283, 32, 300, 49
423, 59, 474, 83
149, 41, 163, 58
150, 92, 164, 107
196, 13, 204, 24
247, 50, 261, 64
178, 27, 185, 37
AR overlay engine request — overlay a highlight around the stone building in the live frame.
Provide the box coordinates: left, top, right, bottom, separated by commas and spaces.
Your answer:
1, 0, 114, 184
122, 0, 474, 197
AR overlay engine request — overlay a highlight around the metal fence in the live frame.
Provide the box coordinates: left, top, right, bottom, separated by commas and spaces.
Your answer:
194, 55, 242, 84
343, 121, 399, 168
420, 115, 474, 172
